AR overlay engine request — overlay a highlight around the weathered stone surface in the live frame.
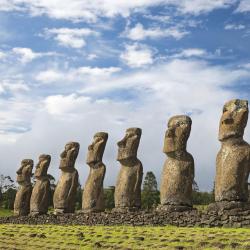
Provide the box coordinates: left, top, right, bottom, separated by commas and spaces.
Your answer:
82, 132, 108, 213
14, 159, 33, 216
208, 200, 250, 213
30, 154, 51, 216
160, 115, 194, 210
114, 128, 143, 211
215, 99, 250, 203
2, 208, 250, 228
53, 142, 79, 214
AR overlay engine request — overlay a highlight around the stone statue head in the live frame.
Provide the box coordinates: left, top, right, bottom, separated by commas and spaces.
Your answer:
59, 142, 80, 170
86, 132, 108, 165
163, 115, 192, 154
34, 154, 51, 178
117, 127, 142, 162
219, 99, 248, 141
16, 159, 33, 184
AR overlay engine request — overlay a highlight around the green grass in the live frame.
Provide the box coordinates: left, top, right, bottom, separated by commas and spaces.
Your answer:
0, 224, 250, 249
0, 209, 13, 217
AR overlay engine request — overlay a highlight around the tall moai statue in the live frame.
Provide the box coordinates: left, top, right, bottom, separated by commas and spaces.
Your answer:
14, 159, 33, 216
53, 142, 79, 214
30, 154, 51, 215
159, 115, 194, 211
114, 128, 143, 212
214, 99, 250, 207
82, 132, 108, 212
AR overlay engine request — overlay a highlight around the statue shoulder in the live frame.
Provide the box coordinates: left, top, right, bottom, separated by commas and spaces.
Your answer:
186, 152, 194, 163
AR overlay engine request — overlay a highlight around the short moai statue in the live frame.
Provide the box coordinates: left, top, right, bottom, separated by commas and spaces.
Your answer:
30, 154, 51, 216
114, 128, 143, 212
159, 115, 194, 212
14, 159, 33, 216
212, 99, 250, 210
82, 132, 108, 212
53, 142, 79, 214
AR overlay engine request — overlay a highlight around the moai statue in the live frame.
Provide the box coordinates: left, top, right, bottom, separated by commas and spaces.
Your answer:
114, 128, 143, 212
214, 99, 250, 208
159, 115, 194, 211
14, 159, 33, 216
30, 154, 51, 216
82, 132, 108, 212
53, 142, 79, 214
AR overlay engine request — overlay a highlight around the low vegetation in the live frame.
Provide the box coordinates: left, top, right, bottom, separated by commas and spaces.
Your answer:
0, 208, 13, 217
0, 224, 250, 249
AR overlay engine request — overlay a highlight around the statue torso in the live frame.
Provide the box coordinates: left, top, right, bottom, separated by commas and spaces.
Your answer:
115, 160, 143, 208
160, 153, 194, 206
215, 141, 250, 202
53, 169, 78, 209
30, 179, 50, 212
82, 164, 106, 210
14, 184, 32, 215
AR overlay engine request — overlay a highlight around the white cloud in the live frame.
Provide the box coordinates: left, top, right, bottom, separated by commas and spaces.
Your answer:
0, 97, 37, 143
0, 80, 30, 94
12, 47, 41, 63
125, 23, 189, 41
241, 63, 250, 69
172, 48, 208, 58
236, 0, 250, 12
43, 28, 99, 48
76, 66, 121, 76
0, 47, 57, 64
0, 85, 4, 94
0, 51, 6, 60
87, 54, 98, 60
144, 14, 171, 22
35, 66, 121, 83
225, 24, 246, 30
45, 94, 91, 115
0, 0, 21, 11
0, 0, 238, 22
120, 43, 155, 68
35, 69, 63, 83
171, 0, 237, 15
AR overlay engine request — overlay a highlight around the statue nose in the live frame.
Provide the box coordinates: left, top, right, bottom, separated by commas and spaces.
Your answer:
223, 118, 233, 124
166, 128, 174, 137
222, 114, 234, 125
16, 168, 22, 174
117, 139, 126, 147
60, 150, 66, 158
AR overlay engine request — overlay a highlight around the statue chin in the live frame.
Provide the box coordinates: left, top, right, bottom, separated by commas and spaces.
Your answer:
219, 121, 245, 140
87, 156, 101, 165
117, 156, 136, 165
86, 160, 97, 166
59, 165, 74, 172
17, 176, 26, 183
219, 132, 242, 142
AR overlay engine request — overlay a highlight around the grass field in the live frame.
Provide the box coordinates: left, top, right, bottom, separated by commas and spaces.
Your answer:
1, 224, 250, 249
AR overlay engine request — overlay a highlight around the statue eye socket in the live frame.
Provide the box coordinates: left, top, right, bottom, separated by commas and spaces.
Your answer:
176, 122, 185, 127
96, 138, 103, 142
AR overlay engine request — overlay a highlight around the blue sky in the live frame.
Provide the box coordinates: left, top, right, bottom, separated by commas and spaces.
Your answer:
0, 0, 250, 191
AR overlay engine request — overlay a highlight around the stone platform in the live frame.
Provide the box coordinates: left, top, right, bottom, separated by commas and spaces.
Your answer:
1, 206, 250, 228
